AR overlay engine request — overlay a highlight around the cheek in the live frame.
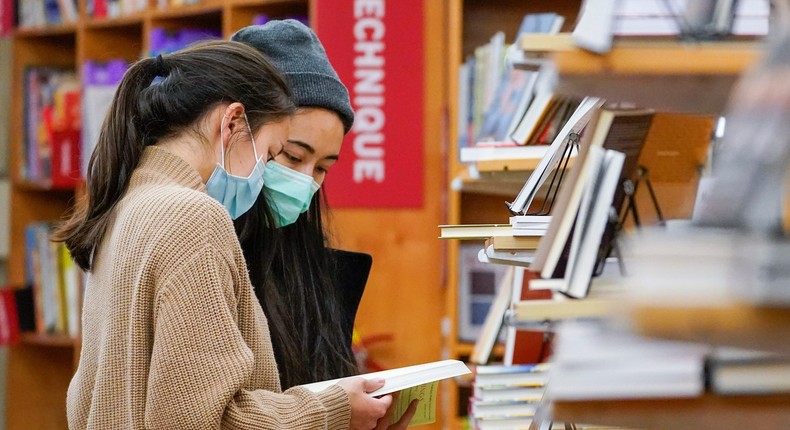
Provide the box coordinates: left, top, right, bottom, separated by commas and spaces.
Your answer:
313, 171, 327, 186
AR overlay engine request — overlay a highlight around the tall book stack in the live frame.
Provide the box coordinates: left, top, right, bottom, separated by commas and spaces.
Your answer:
468, 363, 550, 430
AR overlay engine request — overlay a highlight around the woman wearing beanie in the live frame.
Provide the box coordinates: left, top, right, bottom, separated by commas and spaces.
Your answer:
232, 20, 417, 428
55, 40, 392, 430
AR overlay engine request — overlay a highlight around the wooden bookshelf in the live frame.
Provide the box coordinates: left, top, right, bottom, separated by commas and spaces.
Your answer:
553, 394, 790, 430
520, 33, 765, 114
627, 303, 790, 355
443, 0, 583, 424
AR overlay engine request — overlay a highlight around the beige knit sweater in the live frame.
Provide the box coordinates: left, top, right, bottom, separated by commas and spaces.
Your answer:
67, 146, 352, 429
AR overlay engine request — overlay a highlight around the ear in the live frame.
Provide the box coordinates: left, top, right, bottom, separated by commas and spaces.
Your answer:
223, 102, 247, 138
220, 102, 246, 149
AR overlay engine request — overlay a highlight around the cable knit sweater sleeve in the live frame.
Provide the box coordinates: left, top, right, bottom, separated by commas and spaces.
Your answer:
144, 208, 351, 430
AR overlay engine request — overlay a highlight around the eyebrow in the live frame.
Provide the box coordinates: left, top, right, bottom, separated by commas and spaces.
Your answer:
287, 139, 339, 161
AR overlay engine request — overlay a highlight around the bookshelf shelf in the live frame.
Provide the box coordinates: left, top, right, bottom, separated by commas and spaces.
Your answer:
520, 34, 765, 114
553, 394, 790, 430
627, 303, 790, 355
15, 24, 78, 38
83, 14, 145, 30
452, 169, 532, 197
520, 35, 763, 75
150, 3, 224, 20
20, 332, 77, 348
511, 298, 614, 323
12, 178, 78, 192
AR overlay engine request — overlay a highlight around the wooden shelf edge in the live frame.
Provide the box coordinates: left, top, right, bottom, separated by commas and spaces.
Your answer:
150, 2, 224, 19
627, 303, 790, 354
521, 33, 764, 76
12, 177, 78, 192
512, 298, 613, 323
20, 332, 77, 348
83, 13, 145, 29
553, 394, 790, 430
15, 24, 78, 37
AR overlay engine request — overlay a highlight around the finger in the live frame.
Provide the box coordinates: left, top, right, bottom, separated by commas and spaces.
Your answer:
377, 394, 393, 411
364, 378, 386, 393
389, 399, 419, 429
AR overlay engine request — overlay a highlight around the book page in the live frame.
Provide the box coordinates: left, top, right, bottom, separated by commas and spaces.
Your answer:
391, 382, 438, 427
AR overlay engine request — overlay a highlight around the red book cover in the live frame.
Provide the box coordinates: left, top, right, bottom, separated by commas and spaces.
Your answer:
510, 270, 553, 365
0, 288, 21, 346
0, 0, 13, 36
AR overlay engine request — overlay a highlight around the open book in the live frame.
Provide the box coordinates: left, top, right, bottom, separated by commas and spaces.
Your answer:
301, 360, 471, 426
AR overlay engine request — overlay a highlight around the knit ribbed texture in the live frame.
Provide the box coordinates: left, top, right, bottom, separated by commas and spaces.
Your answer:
66, 146, 351, 429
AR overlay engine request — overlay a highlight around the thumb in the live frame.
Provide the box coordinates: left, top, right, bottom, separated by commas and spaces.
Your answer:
364, 378, 386, 394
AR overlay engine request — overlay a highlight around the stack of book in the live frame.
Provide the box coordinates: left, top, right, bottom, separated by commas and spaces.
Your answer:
457, 12, 567, 172
24, 222, 81, 338
468, 363, 550, 430
17, 0, 78, 27
548, 319, 709, 401
88, 0, 146, 19
23, 67, 81, 188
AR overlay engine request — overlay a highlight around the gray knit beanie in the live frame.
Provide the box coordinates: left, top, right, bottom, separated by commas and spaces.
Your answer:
231, 20, 355, 134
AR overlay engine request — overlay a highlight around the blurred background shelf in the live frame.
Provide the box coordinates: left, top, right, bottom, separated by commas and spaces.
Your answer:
553, 394, 790, 430
627, 303, 790, 355
520, 34, 765, 114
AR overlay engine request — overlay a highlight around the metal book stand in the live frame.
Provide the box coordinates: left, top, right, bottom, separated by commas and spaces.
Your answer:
594, 166, 666, 278
508, 132, 581, 217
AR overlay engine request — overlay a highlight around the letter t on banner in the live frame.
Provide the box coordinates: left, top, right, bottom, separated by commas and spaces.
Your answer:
314, 0, 425, 208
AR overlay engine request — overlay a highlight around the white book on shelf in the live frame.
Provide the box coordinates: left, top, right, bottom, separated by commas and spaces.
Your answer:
563, 148, 625, 299
507, 96, 603, 215
460, 145, 550, 163
470, 266, 515, 365
572, 0, 618, 54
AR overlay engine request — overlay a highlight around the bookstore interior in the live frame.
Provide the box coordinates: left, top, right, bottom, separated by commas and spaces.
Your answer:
1, 0, 790, 429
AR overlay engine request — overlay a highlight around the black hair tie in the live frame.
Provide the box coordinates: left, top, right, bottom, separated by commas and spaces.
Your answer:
155, 54, 168, 77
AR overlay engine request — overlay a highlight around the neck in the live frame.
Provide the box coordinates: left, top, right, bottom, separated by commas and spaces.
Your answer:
156, 136, 216, 183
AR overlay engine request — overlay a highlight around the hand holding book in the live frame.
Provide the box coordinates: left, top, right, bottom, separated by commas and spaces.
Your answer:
302, 360, 471, 427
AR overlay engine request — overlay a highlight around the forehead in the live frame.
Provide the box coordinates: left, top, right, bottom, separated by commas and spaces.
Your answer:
289, 108, 344, 155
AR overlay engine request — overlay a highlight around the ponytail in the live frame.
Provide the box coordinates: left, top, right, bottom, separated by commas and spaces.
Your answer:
52, 58, 160, 271
53, 41, 295, 271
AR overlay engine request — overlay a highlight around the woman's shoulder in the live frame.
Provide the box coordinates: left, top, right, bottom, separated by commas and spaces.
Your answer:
122, 182, 237, 249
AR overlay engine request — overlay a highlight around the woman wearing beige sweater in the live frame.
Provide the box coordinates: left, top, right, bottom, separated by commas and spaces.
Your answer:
53, 40, 392, 429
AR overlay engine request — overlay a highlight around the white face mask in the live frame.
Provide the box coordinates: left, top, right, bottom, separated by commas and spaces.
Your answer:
205, 112, 266, 220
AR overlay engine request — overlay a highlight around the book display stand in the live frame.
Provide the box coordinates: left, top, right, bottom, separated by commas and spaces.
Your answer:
512, 132, 581, 217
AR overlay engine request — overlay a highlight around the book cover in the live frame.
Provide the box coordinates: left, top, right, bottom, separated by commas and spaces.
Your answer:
504, 269, 553, 366
301, 360, 471, 426
301, 359, 471, 397
474, 363, 551, 387
458, 243, 511, 343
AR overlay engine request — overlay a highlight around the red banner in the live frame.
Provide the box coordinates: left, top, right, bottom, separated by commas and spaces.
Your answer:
315, 0, 424, 208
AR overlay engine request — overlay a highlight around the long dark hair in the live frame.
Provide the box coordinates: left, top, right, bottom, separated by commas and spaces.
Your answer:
53, 41, 294, 270
235, 189, 358, 388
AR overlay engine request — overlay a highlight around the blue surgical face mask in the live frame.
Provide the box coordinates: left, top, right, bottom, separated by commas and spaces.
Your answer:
263, 160, 320, 228
205, 113, 266, 220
